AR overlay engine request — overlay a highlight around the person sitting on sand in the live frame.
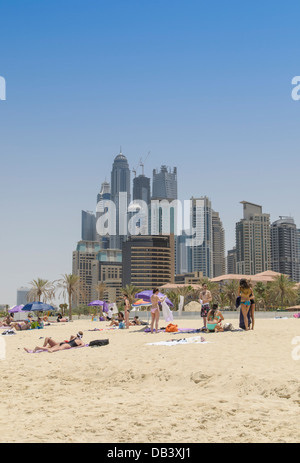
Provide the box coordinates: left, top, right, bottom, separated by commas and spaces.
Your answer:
206, 304, 224, 332
10, 320, 31, 331
130, 316, 141, 326
24, 331, 84, 353
0, 314, 14, 327
109, 311, 125, 327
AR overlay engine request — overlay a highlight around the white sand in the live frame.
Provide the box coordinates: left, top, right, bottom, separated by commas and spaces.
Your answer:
0, 317, 299, 443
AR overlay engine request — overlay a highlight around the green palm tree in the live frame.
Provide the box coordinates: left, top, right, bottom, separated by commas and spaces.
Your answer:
175, 285, 193, 309
56, 274, 83, 321
253, 282, 267, 310
121, 284, 142, 305
222, 280, 239, 309
267, 274, 298, 310
27, 278, 55, 303
164, 290, 179, 310
94, 281, 108, 317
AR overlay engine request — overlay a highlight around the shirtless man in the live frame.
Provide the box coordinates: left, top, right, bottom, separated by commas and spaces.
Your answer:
199, 283, 212, 331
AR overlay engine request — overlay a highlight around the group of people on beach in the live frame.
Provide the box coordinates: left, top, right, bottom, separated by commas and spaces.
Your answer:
0, 313, 49, 331
121, 281, 255, 335
199, 279, 255, 332
3, 280, 255, 353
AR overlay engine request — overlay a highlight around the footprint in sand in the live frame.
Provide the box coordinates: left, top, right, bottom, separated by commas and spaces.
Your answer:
190, 371, 212, 384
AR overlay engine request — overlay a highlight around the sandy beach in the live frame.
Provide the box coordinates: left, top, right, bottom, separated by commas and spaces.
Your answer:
0, 316, 299, 443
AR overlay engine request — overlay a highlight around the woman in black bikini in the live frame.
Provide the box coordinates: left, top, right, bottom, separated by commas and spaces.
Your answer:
24, 332, 84, 353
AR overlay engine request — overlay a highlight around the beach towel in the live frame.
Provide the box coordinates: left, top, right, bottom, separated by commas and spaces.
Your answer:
161, 300, 174, 322
239, 307, 252, 330
146, 336, 207, 346
25, 344, 89, 353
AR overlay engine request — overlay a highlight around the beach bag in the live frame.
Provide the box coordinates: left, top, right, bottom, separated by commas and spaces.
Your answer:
165, 323, 178, 333
89, 339, 109, 347
223, 323, 234, 331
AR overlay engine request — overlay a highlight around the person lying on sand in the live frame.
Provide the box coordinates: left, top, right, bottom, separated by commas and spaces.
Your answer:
24, 331, 84, 353
56, 313, 68, 322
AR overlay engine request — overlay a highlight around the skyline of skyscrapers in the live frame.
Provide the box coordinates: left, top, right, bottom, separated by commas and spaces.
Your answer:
73, 150, 300, 306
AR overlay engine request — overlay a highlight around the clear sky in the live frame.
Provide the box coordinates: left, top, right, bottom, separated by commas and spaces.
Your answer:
1, 0, 300, 305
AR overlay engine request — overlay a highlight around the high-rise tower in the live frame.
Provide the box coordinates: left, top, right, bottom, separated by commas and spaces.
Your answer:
236, 201, 271, 275
271, 216, 300, 281
152, 165, 177, 200
110, 149, 131, 249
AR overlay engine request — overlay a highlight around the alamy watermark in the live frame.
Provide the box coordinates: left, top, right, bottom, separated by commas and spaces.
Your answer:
291, 76, 300, 101
0, 76, 6, 100
291, 336, 300, 361
0, 337, 6, 360
96, 195, 205, 246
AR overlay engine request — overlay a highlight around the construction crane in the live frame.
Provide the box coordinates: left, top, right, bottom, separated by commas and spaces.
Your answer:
139, 151, 150, 176
132, 160, 139, 178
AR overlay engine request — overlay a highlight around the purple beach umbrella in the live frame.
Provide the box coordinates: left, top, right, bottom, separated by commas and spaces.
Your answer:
134, 290, 174, 307
88, 300, 105, 306
8, 305, 24, 313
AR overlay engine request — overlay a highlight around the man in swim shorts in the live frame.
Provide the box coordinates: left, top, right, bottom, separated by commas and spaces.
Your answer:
199, 283, 212, 331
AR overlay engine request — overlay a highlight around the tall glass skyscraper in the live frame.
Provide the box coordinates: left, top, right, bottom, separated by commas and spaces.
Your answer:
271, 216, 300, 282
187, 196, 213, 278
110, 149, 131, 249
152, 165, 177, 200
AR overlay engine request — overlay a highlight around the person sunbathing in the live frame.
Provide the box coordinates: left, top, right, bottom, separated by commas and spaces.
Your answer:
56, 313, 68, 322
24, 331, 84, 353
10, 320, 31, 331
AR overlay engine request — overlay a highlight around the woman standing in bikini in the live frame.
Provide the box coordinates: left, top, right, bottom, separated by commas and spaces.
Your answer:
150, 288, 166, 334
238, 279, 252, 331
123, 294, 130, 329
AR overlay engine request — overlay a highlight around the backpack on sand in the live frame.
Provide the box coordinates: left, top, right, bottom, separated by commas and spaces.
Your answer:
89, 339, 109, 347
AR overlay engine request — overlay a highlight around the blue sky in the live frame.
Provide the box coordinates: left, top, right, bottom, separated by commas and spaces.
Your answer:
1, 0, 300, 305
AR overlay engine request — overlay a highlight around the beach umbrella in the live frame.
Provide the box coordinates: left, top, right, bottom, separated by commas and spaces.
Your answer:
134, 290, 174, 307
88, 300, 104, 306
132, 299, 152, 308
8, 305, 24, 313
22, 302, 55, 312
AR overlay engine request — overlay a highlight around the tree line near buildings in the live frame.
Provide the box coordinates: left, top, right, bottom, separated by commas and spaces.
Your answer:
12, 277, 144, 321
164, 275, 300, 311
4, 273, 298, 321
